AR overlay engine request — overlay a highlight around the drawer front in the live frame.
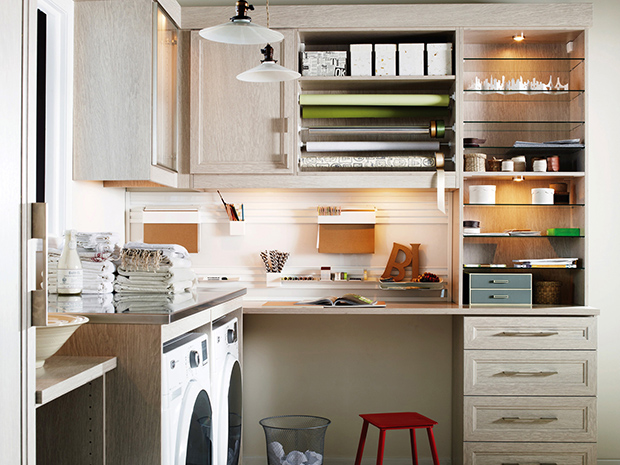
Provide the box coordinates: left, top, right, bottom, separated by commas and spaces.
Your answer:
464, 396, 597, 442
464, 350, 596, 396
470, 289, 531, 306
470, 273, 532, 290
464, 317, 597, 350
464, 442, 597, 465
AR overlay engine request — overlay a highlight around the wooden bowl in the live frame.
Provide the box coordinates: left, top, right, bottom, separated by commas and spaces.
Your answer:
36, 314, 89, 368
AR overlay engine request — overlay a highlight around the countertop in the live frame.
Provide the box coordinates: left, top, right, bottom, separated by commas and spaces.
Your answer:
48, 288, 247, 325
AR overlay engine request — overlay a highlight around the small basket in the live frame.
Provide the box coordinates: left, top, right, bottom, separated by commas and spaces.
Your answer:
261, 415, 330, 465
487, 158, 502, 171
464, 153, 487, 172
534, 281, 561, 305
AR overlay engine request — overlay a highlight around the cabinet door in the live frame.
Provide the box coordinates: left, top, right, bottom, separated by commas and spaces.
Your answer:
190, 30, 297, 174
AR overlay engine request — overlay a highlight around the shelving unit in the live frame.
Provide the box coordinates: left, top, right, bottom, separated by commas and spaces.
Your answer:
460, 29, 587, 307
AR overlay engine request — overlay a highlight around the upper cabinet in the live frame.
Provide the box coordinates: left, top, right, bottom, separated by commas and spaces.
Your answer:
73, 0, 186, 188
190, 30, 297, 175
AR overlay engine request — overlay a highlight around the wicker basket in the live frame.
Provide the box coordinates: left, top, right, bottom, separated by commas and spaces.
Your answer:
487, 158, 502, 171
534, 281, 561, 305
464, 153, 486, 172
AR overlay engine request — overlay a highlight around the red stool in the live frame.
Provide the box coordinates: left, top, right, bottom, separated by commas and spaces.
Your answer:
354, 412, 440, 465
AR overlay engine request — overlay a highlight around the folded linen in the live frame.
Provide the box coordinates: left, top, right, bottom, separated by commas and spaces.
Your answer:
49, 281, 113, 294
120, 242, 191, 272
116, 267, 196, 283
113, 280, 195, 294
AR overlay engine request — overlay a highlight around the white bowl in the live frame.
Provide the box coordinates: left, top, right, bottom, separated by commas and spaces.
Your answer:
36, 313, 89, 368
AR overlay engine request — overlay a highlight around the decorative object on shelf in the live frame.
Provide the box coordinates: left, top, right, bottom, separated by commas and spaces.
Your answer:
531, 188, 554, 205
467, 75, 569, 94
380, 242, 420, 282
463, 220, 481, 235
350, 44, 372, 76
532, 158, 547, 172
547, 155, 560, 172
550, 182, 570, 204
374, 43, 397, 76
511, 155, 526, 171
487, 157, 502, 171
464, 153, 486, 172
260, 250, 289, 273
501, 159, 514, 171
427, 43, 452, 75
237, 43, 301, 82
198, 0, 284, 45
36, 314, 89, 368
534, 280, 561, 305
398, 43, 425, 76
469, 185, 496, 204
321, 266, 331, 281
301, 51, 347, 76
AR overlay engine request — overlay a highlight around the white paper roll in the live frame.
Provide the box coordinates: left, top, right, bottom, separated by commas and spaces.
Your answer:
305, 141, 441, 152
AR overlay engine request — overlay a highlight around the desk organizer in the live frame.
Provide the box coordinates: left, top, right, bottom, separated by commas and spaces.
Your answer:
468, 273, 532, 307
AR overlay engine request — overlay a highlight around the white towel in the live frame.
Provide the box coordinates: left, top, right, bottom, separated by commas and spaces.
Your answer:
116, 267, 196, 283
49, 281, 113, 294
113, 280, 194, 294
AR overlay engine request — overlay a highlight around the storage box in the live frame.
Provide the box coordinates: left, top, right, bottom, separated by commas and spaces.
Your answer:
546, 228, 580, 236
426, 43, 452, 76
374, 44, 396, 76
468, 273, 532, 307
398, 43, 424, 76
350, 44, 372, 76
301, 51, 347, 76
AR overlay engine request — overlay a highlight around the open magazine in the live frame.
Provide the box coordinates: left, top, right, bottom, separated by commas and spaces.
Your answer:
295, 293, 385, 307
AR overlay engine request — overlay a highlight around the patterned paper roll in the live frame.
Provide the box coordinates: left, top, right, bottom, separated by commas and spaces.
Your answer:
301, 106, 450, 119
305, 141, 441, 152
299, 155, 437, 170
299, 94, 450, 107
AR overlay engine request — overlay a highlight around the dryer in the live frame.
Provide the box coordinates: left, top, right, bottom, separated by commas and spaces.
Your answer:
211, 316, 242, 465
162, 332, 213, 465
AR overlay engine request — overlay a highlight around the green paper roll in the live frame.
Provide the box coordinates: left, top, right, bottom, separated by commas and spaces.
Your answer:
299, 94, 450, 107
436, 120, 446, 138
301, 106, 450, 119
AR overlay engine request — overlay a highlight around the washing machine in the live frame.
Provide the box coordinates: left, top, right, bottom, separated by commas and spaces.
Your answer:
211, 316, 242, 465
162, 332, 213, 465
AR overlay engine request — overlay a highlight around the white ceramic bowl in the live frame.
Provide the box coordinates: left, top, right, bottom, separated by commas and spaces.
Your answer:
36, 313, 89, 368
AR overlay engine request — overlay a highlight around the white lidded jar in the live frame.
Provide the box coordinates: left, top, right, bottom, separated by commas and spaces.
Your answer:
469, 185, 496, 204
531, 188, 554, 205
57, 229, 83, 294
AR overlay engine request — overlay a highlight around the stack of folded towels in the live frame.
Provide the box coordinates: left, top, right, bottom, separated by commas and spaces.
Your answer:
114, 242, 196, 295
48, 232, 119, 294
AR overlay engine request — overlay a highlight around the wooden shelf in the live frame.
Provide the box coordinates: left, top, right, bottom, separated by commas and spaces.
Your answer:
299, 75, 456, 91
36, 356, 117, 406
463, 171, 584, 180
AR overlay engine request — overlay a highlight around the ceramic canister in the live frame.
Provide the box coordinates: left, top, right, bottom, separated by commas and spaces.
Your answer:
469, 185, 496, 204
532, 159, 547, 172
532, 188, 554, 204
501, 160, 514, 171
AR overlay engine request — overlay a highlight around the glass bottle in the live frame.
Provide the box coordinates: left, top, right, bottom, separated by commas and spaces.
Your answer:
57, 229, 83, 294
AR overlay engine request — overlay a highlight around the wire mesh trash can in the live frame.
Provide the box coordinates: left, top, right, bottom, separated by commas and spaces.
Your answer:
260, 415, 330, 465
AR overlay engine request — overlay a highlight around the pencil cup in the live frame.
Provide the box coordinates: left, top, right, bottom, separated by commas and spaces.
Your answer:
266, 272, 282, 287
229, 221, 246, 236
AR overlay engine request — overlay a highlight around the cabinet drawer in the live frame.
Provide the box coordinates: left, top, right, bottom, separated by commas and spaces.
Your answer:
464, 396, 597, 442
464, 350, 596, 396
470, 289, 531, 306
464, 442, 597, 465
464, 317, 597, 350
470, 273, 532, 289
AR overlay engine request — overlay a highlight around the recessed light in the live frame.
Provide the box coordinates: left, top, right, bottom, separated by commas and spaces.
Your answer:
513, 175, 525, 182
513, 33, 525, 42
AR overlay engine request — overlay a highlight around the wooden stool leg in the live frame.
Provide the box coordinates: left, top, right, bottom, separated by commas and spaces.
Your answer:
426, 427, 440, 465
409, 428, 418, 465
376, 429, 386, 465
354, 420, 370, 465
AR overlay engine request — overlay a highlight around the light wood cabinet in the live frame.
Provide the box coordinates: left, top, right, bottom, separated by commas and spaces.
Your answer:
73, 0, 187, 188
190, 30, 297, 175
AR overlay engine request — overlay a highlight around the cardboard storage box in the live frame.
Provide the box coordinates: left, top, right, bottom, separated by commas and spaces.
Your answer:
302, 51, 347, 76
350, 44, 373, 76
398, 43, 425, 76
374, 44, 396, 76
427, 43, 452, 76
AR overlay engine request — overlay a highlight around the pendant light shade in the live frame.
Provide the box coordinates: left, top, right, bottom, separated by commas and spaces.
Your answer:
198, 1, 284, 45
236, 44, 301, 82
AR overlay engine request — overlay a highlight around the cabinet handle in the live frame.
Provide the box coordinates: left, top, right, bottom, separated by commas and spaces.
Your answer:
501, 331, 559, 337
500, 416, 558, 422
491, 279, 510, 284
501, 370, 558, 376
490, 295, 509, 299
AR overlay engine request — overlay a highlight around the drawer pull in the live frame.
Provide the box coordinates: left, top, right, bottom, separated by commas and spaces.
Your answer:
490, 294, 510, 299
491, 279, 510, 284
501, 370, 558, 376
501, 331, 559, 337
500, 416, 558, 423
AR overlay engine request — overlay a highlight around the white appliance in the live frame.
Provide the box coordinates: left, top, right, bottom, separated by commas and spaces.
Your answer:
212, 317, 242, 465
162, 332, 213, 465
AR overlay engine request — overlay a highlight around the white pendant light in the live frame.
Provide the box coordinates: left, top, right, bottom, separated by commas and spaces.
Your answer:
198, 0, 284, 45
236, 44, 301, 82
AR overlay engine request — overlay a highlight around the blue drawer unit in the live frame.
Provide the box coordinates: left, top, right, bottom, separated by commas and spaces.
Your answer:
469, 273, 532, 306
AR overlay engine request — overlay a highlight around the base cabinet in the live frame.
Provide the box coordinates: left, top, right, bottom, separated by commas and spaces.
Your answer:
464, 442, 597, 465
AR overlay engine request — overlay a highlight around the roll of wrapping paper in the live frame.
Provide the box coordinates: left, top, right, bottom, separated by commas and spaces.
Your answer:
299, 154, 438, 170
301, 106, 450, 119
305, 141, 441, 152
299, 94, 450, 107
306, 120, 446, 138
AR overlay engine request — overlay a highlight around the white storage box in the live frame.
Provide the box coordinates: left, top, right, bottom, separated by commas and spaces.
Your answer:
302, 51, 347, 76
531, 188, 554, 205
398, 43, 424, 76
427, 43, 452, 76
350, 44, 372, 76
374, 44, 396, 76
469, 185, 496, 204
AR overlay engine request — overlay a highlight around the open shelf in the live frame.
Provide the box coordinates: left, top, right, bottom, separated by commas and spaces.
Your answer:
299, 75, 456, 91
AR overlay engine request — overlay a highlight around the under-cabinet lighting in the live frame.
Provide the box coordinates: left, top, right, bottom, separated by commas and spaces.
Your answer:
513, 175, 525, 182
512, 32, 525, 42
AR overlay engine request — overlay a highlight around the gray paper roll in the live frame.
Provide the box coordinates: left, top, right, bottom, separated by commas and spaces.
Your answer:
305, 141, 441, 152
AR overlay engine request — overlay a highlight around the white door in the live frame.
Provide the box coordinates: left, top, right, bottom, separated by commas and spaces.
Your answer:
175, 380, 214, 465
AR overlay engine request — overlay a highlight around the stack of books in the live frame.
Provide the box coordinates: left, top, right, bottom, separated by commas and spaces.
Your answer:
513, 258, 578, 268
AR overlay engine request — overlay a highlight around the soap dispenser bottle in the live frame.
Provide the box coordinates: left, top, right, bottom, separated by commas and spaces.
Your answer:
57, 229, 83, 295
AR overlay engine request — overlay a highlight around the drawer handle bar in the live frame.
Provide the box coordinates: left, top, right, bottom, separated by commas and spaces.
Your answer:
500, 416, 558, 422
501, 370, 558, 376
490, 295, 510, 299
491, 279, 510, 284
501, 331, 559, 337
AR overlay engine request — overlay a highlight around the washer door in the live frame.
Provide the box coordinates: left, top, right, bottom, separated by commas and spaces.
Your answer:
175, 380, 213, 465
218, 355, 242, 465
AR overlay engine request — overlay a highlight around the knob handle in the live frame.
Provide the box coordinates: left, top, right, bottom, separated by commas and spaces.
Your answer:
189, 350, 200, 368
